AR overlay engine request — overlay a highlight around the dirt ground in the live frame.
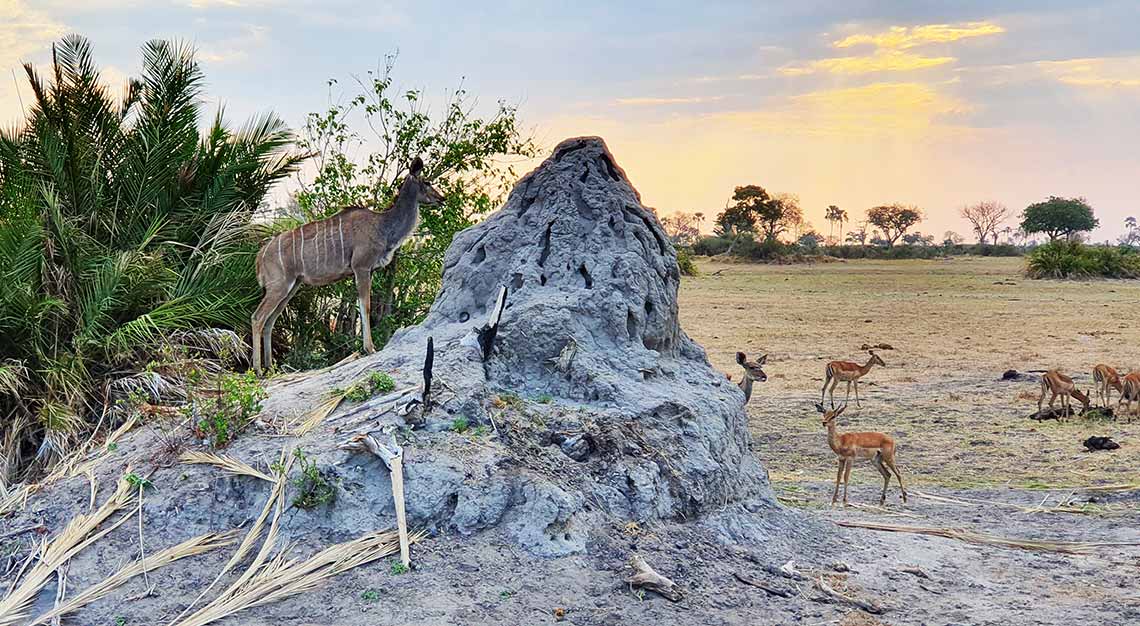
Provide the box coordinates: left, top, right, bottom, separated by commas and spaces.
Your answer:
676, 256, 1140, 625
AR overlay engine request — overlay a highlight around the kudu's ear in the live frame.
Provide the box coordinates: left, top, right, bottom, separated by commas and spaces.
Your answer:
736, 351, 746, 365
409, 156, 424, 177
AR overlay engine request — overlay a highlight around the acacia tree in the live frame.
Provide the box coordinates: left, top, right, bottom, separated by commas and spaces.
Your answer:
661, 212, 702, 246
960, 201, 1010, 245
1120, 216, 1139, 246
278, 53, 537, 367
867, 204, 923, 247
1020, 196, 1098, 241
756, 192, 802, 242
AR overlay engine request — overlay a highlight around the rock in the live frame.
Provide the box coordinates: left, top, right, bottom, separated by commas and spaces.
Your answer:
558, 433, 594, 462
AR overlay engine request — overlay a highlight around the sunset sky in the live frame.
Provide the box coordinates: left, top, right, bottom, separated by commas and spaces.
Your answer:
3, 0, 1138, 240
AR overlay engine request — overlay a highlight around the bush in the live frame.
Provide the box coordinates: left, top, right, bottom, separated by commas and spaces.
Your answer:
189, 371, 268, 448
0, 36, 302, 479
693, 236, 733, 256
1026, 241, 1140, 279
676, 247, 698, 276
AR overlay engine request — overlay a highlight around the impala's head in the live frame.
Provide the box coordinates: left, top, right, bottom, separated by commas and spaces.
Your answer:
815, 402, 846, 425
403, 156, 446, 206
869, 350, 886, 367
1071, 388, 1091, 413
736, 351, 768, 383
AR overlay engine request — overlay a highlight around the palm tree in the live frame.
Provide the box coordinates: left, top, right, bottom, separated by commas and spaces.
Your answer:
0, 35, 304, 481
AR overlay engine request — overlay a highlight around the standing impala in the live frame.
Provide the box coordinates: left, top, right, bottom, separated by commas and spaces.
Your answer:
1119, 371, 1140, 422
1092, 364, 1124, 408
1037, 369, 1090, 418
734, 352, 768, 403
821, 350, 885, 408
816, 403, 907, 506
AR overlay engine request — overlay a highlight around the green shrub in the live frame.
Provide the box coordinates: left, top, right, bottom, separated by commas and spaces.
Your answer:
676, 247, 698, 276
291, 448, 337, 509
692, 236, 733, 256
192, 371, 267, 448
450, 416, 470, 433
1026, 241, 1140, 279
342, 370, 397, 402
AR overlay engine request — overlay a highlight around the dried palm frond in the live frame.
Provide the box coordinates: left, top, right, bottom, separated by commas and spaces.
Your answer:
836, 520, 1140, 555
0, 484, 33, 516
0, 475, 137, 625
165, 448, 292, 625
293, 392, 346, 437
1082, 482, 1140, 493
178, 451, 274, 483
27, 531, 239, 625
173, 529, 426, 626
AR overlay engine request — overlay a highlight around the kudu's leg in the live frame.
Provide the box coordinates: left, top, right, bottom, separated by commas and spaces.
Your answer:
261, 281, 299, 372
354, 268, 375, 353
252, 286, 290, 375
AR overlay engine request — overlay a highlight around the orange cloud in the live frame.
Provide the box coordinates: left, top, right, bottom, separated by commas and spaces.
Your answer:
780, 50, 955, 76
1035, 57, 1140, 88
616, 96, 724, 106
833, 22, 1005, 50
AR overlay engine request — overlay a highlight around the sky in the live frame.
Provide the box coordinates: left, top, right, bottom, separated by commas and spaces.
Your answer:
2, 0, 1139, 240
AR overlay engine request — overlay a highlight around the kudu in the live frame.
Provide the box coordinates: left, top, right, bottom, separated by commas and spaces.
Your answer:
735, 351, 767, 403
251, 157, 445, 374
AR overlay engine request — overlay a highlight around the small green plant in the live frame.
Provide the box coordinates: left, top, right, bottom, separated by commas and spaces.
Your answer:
114, 617, 127, 626
499, 590, 514, 600
192, 371, 267, 448
535, 393, 553, 404
676, 247, 699, 276
389, 560, 409, 575
291, 448, 337, 509
360, 588, 381, 602
494, 391, 524, 409
343, 371, 397, 402
471, 425, 489, 437
450, 416, 470, 433
124, 472, 153, 491
106, 442, 118, 453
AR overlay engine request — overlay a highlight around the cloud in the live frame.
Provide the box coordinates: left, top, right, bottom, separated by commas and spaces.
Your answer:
615, 96, 724, 106
1035, 57, 1140, 89
0, 0, 67, 122
781, 50, 954, 76
833, 22, 1006, 50
707, 82, 973, 138
198, 25, 269, 64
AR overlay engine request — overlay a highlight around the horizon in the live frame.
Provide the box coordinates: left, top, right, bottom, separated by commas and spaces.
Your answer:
3, 1, 1138, 240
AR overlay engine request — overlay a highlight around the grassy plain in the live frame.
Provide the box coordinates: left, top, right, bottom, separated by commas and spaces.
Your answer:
679, 256, 1140, 491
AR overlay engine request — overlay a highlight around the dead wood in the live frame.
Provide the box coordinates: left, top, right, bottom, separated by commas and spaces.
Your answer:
732, 572, 794, 597
626, 554, 683, 602
813, 575, 886, 614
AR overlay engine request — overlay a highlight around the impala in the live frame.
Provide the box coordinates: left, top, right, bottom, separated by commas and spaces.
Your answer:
1092, 364, 1124, 408
816, 403, 907, 506
735, 351, 767, 403
821, 350, 885, 408
1119, 371, 1140, 422
1037, 369, 1090, 418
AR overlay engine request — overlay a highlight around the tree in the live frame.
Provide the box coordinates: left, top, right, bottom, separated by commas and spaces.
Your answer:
943, 231, 964, 246
825, 205, 843, 243
283, 53, 537, 368
866, 204, 923, 247
713, 187, 763, 236
661, 212, 702, 246
1121, 216, 1139, 246
902, 231, 935, 246
0, 36, 305, 480
959, 201, 1010, 245
1020, 196, 1098, 241
755, 192, 802, 242
797, 230, 823, 251
845, 220, 869, 245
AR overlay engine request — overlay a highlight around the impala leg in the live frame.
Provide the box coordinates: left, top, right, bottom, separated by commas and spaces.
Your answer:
828, 378, 840, 409
885, 456, 907, 503
354, 268, 375, 354
844, 381, 852, 406
873, 453, 890, 506
854, 380, 862, 407
842, 459, 853, 505
1037, 381, 1046, 412
832, 459, 844, 505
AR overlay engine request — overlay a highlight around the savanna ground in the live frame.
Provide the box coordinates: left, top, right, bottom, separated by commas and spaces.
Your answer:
681, 256, 1140, 624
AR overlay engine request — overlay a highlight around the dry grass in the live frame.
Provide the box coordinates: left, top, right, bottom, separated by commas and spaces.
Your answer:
179, 451, 274, 483
0, 475, 136, 625
680, 257, 1140, 489
835, 520, 1140, 554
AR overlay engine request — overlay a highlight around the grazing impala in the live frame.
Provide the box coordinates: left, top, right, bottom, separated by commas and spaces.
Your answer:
816, 403, 907, 506
821, 350, 885, 408
1092, 364, 1124, 408
734, 352, 767, 403
1037, 369, 1090, 418
1119, 371, 1140, 422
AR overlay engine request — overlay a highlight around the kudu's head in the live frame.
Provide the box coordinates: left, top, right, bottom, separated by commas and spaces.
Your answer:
736, 351, 768, 383
403, 156, 446, 206
815, 402, 846, 426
